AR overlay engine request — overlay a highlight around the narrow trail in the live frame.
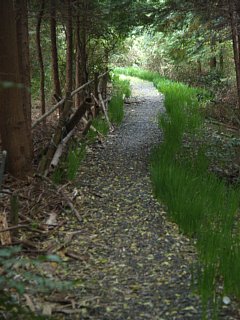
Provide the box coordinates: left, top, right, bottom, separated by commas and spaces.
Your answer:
67, 78, 236, 319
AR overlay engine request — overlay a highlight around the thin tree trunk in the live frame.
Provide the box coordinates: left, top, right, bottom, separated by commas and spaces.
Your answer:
197, 59, 202, 74
75, 14, 81, 107
50, 0, 61, 100
15, 0, 32, 129
79, 0, 88, 85
66, 0, 73, 93
0, 0, 33, 177
228, 0, 240, 110
210, 36, 217, 70
36, 0, 46, 116
219, 49, 224, 74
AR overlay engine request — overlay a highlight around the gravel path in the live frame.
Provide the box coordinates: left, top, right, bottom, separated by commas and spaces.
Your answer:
66, 78, 238, 319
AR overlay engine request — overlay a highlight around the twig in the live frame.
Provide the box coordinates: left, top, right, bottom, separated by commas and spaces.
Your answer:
35, 174, 82, 223
0, 224, 29, 233
32, 99, 65, 129
50, 127, 78, 169
65, 250, 83, 261
50, 231, 82, 253
31, 71, 109, 129
70, 80, 94, 97
97, 79, 114, 131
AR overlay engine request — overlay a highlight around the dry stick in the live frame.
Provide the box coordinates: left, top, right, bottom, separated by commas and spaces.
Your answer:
32, 99, 65, 129
31, 71, 109, 129
98, 70, 109, 79
97, 78, 113, 131
91, 93, 99, 106
82, 119, 92, 136
41, 94, 73, 175
50, 231, 82, 253
82, 116, 103, 137
65, 99, 90, 134
0, 224, 29, 233
70, 80, 93, 97
50, 127, 78, 169
36, 174, 82, 223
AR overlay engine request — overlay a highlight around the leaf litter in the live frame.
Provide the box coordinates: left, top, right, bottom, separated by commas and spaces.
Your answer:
1, 78, 240, 319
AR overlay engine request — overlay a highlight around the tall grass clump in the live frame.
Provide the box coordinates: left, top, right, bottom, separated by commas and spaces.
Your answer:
108, 73, 131, 125
52, 142, 86, 184
123, 67, 240, 317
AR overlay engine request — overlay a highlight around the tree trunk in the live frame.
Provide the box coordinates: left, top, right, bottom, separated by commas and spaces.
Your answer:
50, 0, 61, 100
15, 0, 32, 130
0, 0, 33, 177
75, 14, 81, 107
66, 0, 73, 93
219, 49, 224, 74
36, 0, 46, 116
74, 1, 89, 107
209, 35, 217, 70
197, 59, 202, 74
228, 0, 240, 110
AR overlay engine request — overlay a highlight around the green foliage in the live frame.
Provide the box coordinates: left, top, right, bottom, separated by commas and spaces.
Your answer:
108, 94, 124, 125
0, 246, 74, 318
126, 68, 240, 316
115, 66, 160, 83
0, 246, 71, 295
66, 144, 86, 181
108, 73, 131, 125
52, 143, 86, 184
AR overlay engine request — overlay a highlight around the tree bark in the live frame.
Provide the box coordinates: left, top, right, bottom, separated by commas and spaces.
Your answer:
0, 0, 33, 177
50, 0, 61, 99
197, 59, 202, 74
219, 49, 224, 74
75, 0, 89, 104
209, 36, 217, 70
75, 14, 82, 107
66, 0, 73, 93
228, 0, 240, 110
15, 0, 32, 129
36, 0, 46, 116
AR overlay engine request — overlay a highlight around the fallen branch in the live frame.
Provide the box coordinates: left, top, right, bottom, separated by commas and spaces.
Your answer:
97, 79, 113, 131
82, 116, 104, 138
0, 224, 29, 233
32, 99, 65, 129
32, 71, 109, 129
65, 250, 83, 261
70, 80, 94, 97
65, 99, 91, 134
50, 231, 82, 253
36, 174, 82, 223
39, 94, 73, 174
50, 127, 78, 170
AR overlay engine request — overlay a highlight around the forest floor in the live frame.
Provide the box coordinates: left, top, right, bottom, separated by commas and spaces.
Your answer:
1, 78, 240, 319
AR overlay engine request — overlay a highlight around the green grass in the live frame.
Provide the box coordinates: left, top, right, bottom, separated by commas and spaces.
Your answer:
108, 73, 131, 125
108, 94, 124, 125
66, 143, 86, 180
52, 142, 86, 183
85, 117, 109, 143
120, 67, 240, 317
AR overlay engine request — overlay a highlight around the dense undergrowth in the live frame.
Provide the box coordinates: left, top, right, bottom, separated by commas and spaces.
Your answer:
116, 67, 240, 318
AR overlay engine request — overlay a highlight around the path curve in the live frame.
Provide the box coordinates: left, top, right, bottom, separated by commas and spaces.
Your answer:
67, 77, 237, 319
